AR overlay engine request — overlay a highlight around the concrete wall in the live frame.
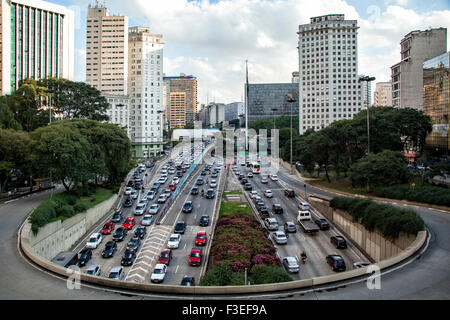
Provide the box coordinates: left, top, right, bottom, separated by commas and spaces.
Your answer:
28, 194, 118, 261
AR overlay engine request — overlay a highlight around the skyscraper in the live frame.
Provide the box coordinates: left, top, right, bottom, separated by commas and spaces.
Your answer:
128, 26, 164, 158
0, 0, 74, 95
297, 14, 362, 134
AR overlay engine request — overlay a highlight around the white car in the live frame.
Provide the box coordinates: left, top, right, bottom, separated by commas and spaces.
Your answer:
158, 195, 167, 203
209, 179, 217, 188
261, 177, 268, 184
146, 191, 156, 200
148, 204, 160, 215
86, 233, 102, 249
141, 214, 154, 226
158, 177, 167, 184
249, 191, 259, 199
273, 231, 288, 244
172, 177, 180, 184
108, 266, 124, 280
264, 218, 279, 231
270, 174, 278, 181
151, 264, 167, 283
125, 187, 133, 195
167, 233, 181, 249
86, 264, 102, 276
134, 203, 146, 216
264, 190, 273, 198
131, 190, 138, 200
168, 168, 176, 174
282, 257, 300, 273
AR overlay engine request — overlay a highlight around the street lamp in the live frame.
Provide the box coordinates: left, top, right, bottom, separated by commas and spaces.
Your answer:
286, 94, 296, 175
358, 76, 376, 154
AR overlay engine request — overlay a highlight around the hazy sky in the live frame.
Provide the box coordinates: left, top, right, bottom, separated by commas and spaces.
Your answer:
51, 0, 450, 105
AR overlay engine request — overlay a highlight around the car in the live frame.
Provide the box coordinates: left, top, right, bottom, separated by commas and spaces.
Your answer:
168, 168, 176, 174
167, 233, 181, 249
108, 266, 125, 280
261, 177, 268, 184
174, 221, 186, 234
151, 264, 167, 283
180, 276, 195, 286
195, 231, 207, 246
134, 182, 142, 190
126, 237, 141, 252
273, 230, 288, 244
86, 233, 102, 249
259, 208, 270, 219
315, 218, 330, 230
247, 172, 253, 178
134, 226, 147, 239
124, 187, 133, 195
271, 203, 283, 214
282, 257, 300, 273
238, 174, 244, 180
244, 183, 252, 190
134, 203, 146, 216
241, 178, 248, 185
196, 178, 204, 185
141, 214, 154, 226
206, 189, 215, 199
201, 170, 207, 176
148, 204, 160, 215
157, 194, 168, 203
77, 248, 92, 267
152, 182, 161, 190
211, 172, 218, 178
256, 201, 267, 212
191, 187, 199, 195
146, 190, 156, 200
101, 222, 115, 235
270, 174, 278, 181
353, 261, 370, 269
264, 218, 279, 231
168, 183, 176, 191
330, 236, 348, 249
130, 190, 138, 200
252, 195, 262, 203
86, 264, 102, 276
102, 241, 118, 258
122, 217, 136, 230
209, 179, 217, 188
284, 189, 295, 197
111, 210, 123, 223
123, 197, 133, 208
188, 248, 203, 266
284, 221, 297, 233
249, 191, 259, 199
264, 190, 273, 198
326, 254, 346, 272
121, 249, 136, 266
199, 215, 210, 227
182, 201, 193, 213
112, 227, 127, 242
158, 249, 173, 265
172, 177, 180, 184
162, 189, 172, 197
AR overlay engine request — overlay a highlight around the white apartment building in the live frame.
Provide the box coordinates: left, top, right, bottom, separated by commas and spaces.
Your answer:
297, 14, 362, 134
128, 27, 164, 158
0, 0, 74, 95
104, 94, 130, 136
373, 81, 392, 107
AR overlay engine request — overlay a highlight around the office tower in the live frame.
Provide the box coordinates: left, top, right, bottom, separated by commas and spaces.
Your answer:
423, 52, 450, 156
85, 2, 128, 95
373, 81, 392, 107
0, 0, 74, 95
297, 14, 361, 134
391, 28, 447, 110
162, 73, 198, 129
128, 26, 164, 158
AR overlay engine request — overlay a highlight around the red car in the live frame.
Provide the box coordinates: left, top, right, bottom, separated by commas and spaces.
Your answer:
188, 248, 202, 266
157, 249, 173, 265
195, 231, 207, 246
168, 183, 176, 191
101, 221, 115, 235
122, 217, 136, 230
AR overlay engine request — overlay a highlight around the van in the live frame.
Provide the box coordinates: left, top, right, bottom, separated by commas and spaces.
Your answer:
298, 201, 310, 211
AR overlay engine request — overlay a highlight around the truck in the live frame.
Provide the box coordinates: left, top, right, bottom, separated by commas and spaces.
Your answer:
297, 210, 319, 234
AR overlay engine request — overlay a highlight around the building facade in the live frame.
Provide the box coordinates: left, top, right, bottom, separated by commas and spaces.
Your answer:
391, 28, 447, 110
104, 94, 130, 136
247, 83, 299, 123
128, 26, 164, 158
298, 14, 362, 134
423, 52, 450, 156
85, 3, 128, 95
373, 81, 393, 107
0, 0, 74, 95
224, 101, 244, 122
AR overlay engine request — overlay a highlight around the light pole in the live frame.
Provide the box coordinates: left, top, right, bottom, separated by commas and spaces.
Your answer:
358, 76, 376, 154
286, 94, 296, 175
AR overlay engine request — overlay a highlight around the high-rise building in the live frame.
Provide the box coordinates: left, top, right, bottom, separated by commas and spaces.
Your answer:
104, 95, 130, 136
128, 26, 164, 158
85, 3, 128, 95
359, 74, 372, 107
162, 73, 198, 129
373, 81, 392, 107
0, 0, 74, 95
391, 28, 447, 110
298, 14, 362, 135
423, 52, 449, 157
292, 71, 299, 83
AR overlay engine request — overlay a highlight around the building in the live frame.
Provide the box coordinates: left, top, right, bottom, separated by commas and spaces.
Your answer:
423, 52, 449, 157
297, 14, 362, 134
85, 2, 128, 95
391, 28, 447, 110
0, 0, 74, 95
104, 94, 130, 136
224, 102, 245, 128
128, 26, 164, 158
247, 83, 299, 123
359, 74, 372, 107
373, 81, 392, 107
162, 73, 198, 129
206, 102, 226, 128
292, 71, 299, 83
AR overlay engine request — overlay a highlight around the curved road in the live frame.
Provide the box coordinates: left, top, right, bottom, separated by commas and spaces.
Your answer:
0, 172, 449, 299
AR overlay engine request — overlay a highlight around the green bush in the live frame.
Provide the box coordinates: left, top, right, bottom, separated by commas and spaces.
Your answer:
73, 202, 89, 213
249, 265, 292, 284
374, 185, 450, 207
200, 265, 243, 286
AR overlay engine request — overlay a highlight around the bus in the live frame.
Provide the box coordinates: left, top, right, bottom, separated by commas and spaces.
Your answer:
250, 162, 261, 174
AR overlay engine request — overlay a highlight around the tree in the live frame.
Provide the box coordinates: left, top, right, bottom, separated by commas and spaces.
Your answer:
0, 102, 22, 130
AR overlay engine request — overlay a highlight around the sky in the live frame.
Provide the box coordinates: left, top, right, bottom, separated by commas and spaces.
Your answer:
51, 0, 450, 105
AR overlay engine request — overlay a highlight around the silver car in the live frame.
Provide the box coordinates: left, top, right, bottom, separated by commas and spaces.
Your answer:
282, 257, 299, 273
273, 231, 288, 244
86, 264, 102, 276
141, 214, 154, 226
148, 204, 160, 215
